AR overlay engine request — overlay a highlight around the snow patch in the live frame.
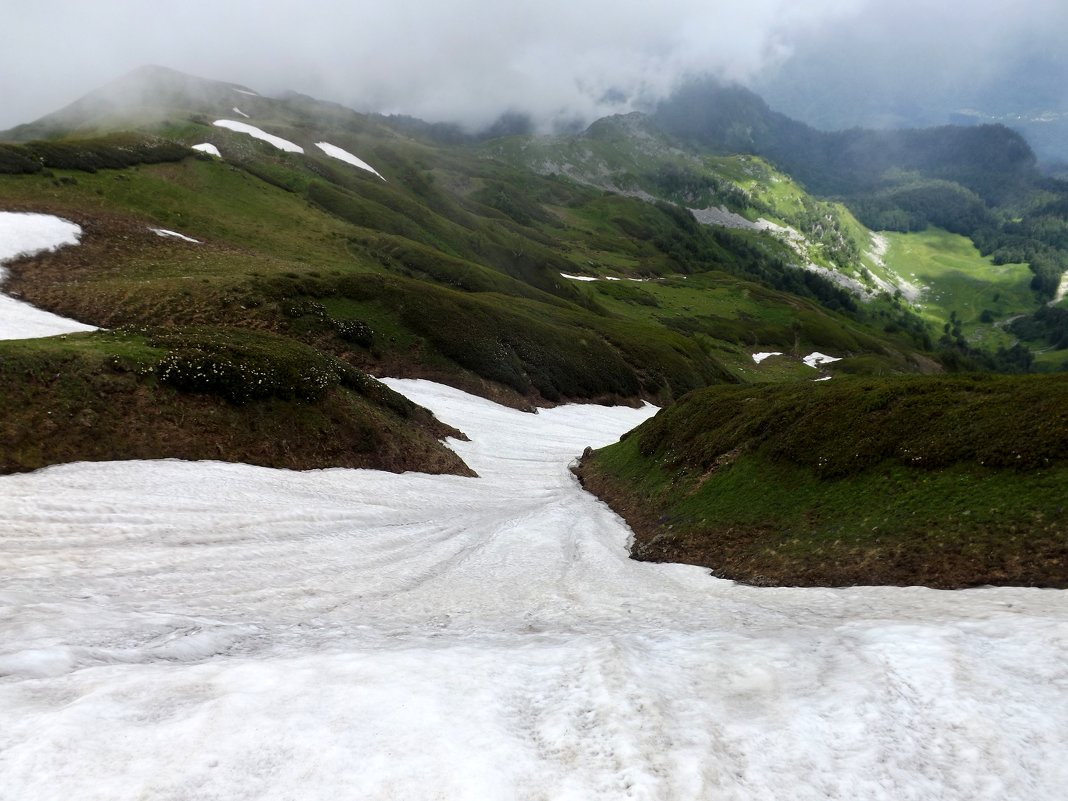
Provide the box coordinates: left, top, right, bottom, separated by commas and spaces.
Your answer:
232, 88, 259, 97
314, 142, 385, 180
213, 120, 303, 153
232, 107, 249, 119
803, 352, 842, 369
752, 352, 783, 364
560, 272, 598, 282
813, 376, 833, 382
0, 211, 97, 339
149, 228, 200, 244
191, 143, 221, 158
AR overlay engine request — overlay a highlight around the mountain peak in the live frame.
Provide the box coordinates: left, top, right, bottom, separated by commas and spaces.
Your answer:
1, 65, 262, 140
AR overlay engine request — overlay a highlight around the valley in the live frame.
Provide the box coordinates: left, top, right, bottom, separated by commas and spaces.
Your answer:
1, 63, 1067, 799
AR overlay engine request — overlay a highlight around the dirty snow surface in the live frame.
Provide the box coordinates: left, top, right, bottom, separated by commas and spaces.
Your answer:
0, 211, 97, 339
213, 120, 303, 153
314, 141, 385, 180
2, 379, 1067, 800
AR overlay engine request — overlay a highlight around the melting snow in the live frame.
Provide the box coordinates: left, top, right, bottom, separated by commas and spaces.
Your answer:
191, 143, 221, 158
1, 378, 1066, 799
814, 376, 833, 381
560, 272, 599, 282
232, 107, 250, 119
752, 351, 783, 364
149, 228, 200, 244
0, 211, 97, 339
213, 120, 303, 153
314, 142, 385, 180
803, 351, 842, 368
232, 88, 259, 97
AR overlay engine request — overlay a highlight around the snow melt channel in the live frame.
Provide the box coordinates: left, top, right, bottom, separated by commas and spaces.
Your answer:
0, 211, 97, 339
1, 378, 1066, 799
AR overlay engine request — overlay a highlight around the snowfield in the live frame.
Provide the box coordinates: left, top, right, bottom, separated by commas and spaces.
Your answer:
314, 142, 385, 180
0, 211, 97, 339
1, 377, 1067, 800
213, 120, 303, 153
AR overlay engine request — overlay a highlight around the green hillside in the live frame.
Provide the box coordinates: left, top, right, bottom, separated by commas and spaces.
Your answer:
576, 374, 1068, 588
0, 328, 471, 475
652, 78, 1068, 354
1, 66, 1064, 489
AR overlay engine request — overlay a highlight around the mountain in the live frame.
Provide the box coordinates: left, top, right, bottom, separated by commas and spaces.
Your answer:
648, 80, 1068, 337
1, 65, 263, 141
0, 66, 1064, 476
2, 65, 1066, 584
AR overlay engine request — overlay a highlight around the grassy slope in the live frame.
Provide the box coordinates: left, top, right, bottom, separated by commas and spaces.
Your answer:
0, 88, 954, 478
576, 374, 1068, 587
0, 329, 471, 476
883, 228, 1036, 347
1, 121, 930, 403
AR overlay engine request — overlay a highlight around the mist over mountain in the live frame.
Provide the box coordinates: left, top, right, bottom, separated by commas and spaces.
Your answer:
5, 0, 1065, 154
751, 0, 1068, 162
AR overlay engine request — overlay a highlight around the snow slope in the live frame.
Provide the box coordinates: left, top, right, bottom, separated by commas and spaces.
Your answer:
0, 211, 97, 339
213, 120, 303, 153
1, 379, 1066, 800
314, 142, 385, 180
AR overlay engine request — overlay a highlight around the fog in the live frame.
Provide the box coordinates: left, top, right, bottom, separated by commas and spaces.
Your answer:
755, 0, 1068, 130
2, 0, 1064, 131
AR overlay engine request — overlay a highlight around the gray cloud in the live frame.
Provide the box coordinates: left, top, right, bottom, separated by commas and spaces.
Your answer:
1, 0, 1063, 132
755, 0, 1068, 129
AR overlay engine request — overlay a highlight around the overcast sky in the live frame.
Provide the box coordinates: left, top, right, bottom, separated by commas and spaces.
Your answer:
2, 0, 1065, 131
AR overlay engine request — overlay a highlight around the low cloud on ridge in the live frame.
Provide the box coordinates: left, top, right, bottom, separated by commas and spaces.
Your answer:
2, 0, 1063, 131
1, 0, 863, 129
